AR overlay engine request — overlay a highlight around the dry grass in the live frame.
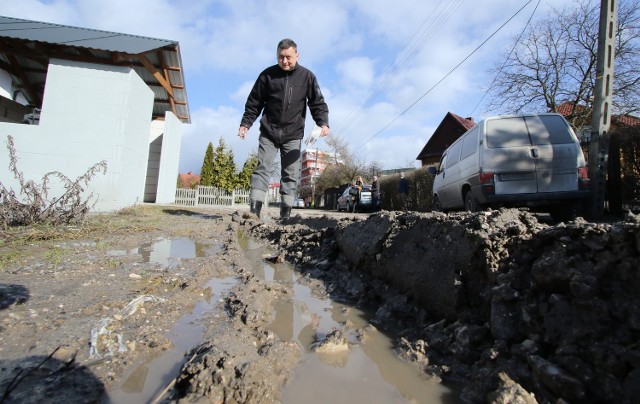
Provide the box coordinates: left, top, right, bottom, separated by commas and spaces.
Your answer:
0, 205, 164, 246
1, 135, 107, 230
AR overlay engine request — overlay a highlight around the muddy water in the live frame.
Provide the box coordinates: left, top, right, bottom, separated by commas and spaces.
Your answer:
108, 238, 237, 404
108, 236, 455, 403
245, 239, 455, 404
106, 237, 222, 268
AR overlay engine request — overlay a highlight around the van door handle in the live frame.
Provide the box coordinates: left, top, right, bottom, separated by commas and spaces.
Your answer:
530, 148, 539, 158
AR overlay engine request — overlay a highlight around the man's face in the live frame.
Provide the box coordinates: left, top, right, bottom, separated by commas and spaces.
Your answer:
277, 47, 298, 71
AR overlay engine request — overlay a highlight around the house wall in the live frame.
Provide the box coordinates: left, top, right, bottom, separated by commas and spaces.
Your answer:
0, 59, 154, 212
143, 113, 182, 203
144, 131, 162, 202
155, 112, 182, 203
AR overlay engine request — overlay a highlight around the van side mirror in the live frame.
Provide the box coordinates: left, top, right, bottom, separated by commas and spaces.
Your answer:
427, 166, 438, 175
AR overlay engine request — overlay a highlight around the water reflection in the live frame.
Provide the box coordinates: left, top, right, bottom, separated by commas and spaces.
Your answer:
110, 276, 237, 403
251, 249, 452, 403
107, 237, 222, 268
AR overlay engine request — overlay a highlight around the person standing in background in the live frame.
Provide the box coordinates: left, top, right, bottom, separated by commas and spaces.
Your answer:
238, 38, 330, 220
371, 175, 381, 211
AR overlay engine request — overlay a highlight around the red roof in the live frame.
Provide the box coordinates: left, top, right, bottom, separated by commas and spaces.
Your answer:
556, 101, 639, 127
614, 114, 640, 127
178, 172, 200, 188
416, 112, 475, 161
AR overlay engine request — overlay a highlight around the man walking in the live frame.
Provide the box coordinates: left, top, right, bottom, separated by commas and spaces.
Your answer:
238, 38, 330, 220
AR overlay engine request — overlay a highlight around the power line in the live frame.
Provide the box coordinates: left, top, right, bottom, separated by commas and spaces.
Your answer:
468, 0, 540, 115
354, 0, 536, 150
333, 0, 463, 135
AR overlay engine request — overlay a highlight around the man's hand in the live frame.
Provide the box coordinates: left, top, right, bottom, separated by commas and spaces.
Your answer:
238, 126, 248, 140
320, 125, 330, 137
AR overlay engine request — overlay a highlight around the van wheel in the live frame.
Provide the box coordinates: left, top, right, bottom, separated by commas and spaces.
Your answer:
433, 195, 443, 212
548, 204, 577, 222
465, 192, 480, 212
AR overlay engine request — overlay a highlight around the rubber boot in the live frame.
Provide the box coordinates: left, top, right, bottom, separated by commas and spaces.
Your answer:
280, 205, 291, 221
250, 200, 263, 217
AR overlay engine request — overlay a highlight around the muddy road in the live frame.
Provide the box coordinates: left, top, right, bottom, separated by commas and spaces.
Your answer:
0, 205, 638, 403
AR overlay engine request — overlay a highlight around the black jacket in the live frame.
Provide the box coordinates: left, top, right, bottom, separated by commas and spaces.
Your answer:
240, 64, 329, 143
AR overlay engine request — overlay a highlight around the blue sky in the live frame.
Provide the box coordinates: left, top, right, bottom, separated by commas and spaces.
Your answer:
1, 0, 580, 173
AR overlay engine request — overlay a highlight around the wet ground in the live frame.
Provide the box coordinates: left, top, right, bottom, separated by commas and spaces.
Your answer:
0, 205, 639, 403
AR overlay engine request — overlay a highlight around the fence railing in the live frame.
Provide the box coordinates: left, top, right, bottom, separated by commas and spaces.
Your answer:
175, 186, 250, 207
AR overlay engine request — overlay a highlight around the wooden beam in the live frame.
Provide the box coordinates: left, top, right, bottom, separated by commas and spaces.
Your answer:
6, 54, 41, 106
155, 50, 177, 118
144, 81, 184, 90
155, 99, 187, 105
135, 54, 174, 98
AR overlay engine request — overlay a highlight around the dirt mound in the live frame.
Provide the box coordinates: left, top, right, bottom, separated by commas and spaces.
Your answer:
171, 269, 301, 403
247, 209, 640, 403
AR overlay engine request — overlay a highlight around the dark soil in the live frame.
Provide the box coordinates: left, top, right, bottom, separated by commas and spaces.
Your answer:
1, 206, 638, 403
242, 208, 640, 403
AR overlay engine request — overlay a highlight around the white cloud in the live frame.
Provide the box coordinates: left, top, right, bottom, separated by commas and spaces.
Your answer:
0, 0, 585, 173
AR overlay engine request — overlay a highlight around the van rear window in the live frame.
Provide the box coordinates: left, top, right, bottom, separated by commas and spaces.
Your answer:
525, 115, 575, 145
486, 115, 574, 148
486, 117, 531, 148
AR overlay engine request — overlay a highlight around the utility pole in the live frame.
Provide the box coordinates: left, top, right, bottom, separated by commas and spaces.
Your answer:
587, 0, 618, 218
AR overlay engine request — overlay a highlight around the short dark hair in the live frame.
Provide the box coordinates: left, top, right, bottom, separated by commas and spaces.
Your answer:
277, 38, 297, 51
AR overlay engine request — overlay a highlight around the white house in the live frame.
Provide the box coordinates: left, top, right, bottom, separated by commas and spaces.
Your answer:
0, 16, 190, 212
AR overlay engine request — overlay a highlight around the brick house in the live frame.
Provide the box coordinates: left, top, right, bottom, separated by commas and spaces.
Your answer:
416, 112, 475, 166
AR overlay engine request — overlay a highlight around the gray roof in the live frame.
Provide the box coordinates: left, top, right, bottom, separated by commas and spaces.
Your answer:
0, 15, 190, 123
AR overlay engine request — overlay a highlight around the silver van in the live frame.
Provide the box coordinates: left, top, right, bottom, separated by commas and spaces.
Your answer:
429, 113, 590, 220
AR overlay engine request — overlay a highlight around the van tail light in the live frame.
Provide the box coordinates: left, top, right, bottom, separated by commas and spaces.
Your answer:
479, 172, 494, 184
578, 167, 590, 190
479, 171, 495, 195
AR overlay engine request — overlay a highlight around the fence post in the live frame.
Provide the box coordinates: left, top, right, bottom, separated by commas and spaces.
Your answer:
194, 186, 200, 207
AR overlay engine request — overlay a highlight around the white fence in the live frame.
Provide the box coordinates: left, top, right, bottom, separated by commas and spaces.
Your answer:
175, 186, 250, 207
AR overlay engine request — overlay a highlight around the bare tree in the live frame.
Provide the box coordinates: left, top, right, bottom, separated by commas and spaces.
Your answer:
323, 133, 350, 165
484, 0, 640, 126
366, 160, 384, 180
314, 133, 368, 193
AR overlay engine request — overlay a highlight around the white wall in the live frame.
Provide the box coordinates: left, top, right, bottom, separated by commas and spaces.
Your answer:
155, 112, 182, 203
144, 121, 163, 203
0, 70, 13, 100
0, 59, 154, 212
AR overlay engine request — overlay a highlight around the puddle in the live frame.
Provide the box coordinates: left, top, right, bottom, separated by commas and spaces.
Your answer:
107, 236, 235, 403
109, 276, 237, 403
244, 238, 456, 403
109, 236, 456, 403
107, 237, 223, 268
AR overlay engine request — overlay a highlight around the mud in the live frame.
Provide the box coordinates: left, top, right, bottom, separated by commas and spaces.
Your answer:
246, 208, 640, 403
0, 205, 638, 403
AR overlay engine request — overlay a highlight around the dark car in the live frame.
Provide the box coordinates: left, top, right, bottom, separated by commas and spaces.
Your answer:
337, 185, 372, 212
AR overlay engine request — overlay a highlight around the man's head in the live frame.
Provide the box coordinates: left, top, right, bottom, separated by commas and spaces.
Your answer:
373, 175, 378, 181
277, 38, 299, 71
400, 172, 405, 178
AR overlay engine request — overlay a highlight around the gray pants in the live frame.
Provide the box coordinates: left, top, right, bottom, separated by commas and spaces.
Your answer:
250, 134, 301, 207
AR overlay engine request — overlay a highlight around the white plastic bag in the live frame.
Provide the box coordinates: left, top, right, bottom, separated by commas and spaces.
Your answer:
304, 125, 323, 146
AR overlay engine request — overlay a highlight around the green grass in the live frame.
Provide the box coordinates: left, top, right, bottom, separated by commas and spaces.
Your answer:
44, 246, 65, 269
0, 250, 20, 271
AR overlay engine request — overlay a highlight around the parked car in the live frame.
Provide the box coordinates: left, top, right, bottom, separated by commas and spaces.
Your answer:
428, 113, 590, 221
293, 198, 305, 208
337, 185, 373, 212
